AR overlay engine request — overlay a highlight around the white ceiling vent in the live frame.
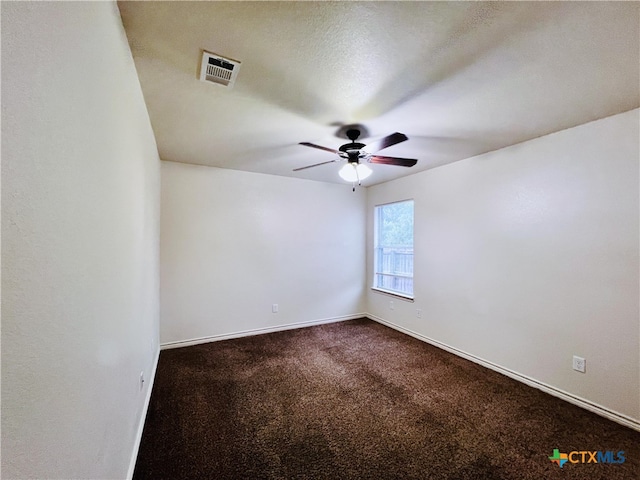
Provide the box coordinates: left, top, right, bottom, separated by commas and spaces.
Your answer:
199, 51, 241, 88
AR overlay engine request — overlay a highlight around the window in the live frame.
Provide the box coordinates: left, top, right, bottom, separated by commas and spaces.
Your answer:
373, 200, 414, 298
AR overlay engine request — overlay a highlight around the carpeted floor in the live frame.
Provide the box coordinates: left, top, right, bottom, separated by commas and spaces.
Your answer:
134, 318, 639, 479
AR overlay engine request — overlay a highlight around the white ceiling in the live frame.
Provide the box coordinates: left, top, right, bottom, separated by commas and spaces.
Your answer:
118, 1, 639, 187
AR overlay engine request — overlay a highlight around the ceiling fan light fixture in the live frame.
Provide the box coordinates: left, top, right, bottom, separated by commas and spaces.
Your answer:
339, 163, 372, 182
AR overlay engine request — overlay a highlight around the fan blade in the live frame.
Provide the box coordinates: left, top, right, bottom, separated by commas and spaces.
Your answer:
299, 142, 340, 154
293, 159, 338, 171
363, 132, 408, 153
369, 155, 417, 167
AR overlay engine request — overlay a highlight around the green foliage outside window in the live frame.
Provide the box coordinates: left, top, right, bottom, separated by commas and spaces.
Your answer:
378, 201, 413, 247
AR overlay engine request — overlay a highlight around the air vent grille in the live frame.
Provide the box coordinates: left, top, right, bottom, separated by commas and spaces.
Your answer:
199, 51, 241, 88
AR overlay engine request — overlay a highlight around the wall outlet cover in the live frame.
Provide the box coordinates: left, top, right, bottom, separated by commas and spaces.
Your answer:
572, 356, 586, 373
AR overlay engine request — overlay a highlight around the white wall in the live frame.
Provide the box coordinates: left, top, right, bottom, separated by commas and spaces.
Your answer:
367, 109, 640, 424
160, 161, 366, 345
2, 2, 160, 479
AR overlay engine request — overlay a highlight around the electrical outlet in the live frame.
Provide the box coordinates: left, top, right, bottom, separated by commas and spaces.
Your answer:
572, 356, 586, 373
389, 301, 394, 310
416, 309, 422, 318
140, 371, 145, 390
272, 303, 278, 313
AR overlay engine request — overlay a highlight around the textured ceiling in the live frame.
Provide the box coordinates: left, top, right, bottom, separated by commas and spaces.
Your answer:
118, 1, 639, 187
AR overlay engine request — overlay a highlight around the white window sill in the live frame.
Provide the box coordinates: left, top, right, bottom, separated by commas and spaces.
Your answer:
371, 287, 414, 302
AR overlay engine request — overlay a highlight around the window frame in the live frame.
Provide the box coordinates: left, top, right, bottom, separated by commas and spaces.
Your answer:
372, 199, 414, 301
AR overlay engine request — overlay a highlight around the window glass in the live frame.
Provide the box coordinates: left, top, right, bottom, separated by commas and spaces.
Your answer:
373, 200, 414, 298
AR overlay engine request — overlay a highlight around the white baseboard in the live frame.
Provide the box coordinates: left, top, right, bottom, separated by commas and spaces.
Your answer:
126, 347, 160, 480
160, 313, 367, 350
367, 313, 640, 433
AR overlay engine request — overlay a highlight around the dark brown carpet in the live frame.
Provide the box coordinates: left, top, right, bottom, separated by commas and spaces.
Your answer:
134, 318, 639, 479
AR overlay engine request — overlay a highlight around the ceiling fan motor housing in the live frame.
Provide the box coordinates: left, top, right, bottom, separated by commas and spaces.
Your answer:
338, 143, 366, 163
339, 143, 366, 152
339, 127, 366, 164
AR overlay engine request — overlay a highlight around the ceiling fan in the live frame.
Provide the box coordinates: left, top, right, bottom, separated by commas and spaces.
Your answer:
294, 129, 418, 189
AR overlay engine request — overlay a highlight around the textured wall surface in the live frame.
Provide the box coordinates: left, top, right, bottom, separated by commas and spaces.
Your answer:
367, 109, 640, 423
160, 161, 366, 345
2, 2, 160, 478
